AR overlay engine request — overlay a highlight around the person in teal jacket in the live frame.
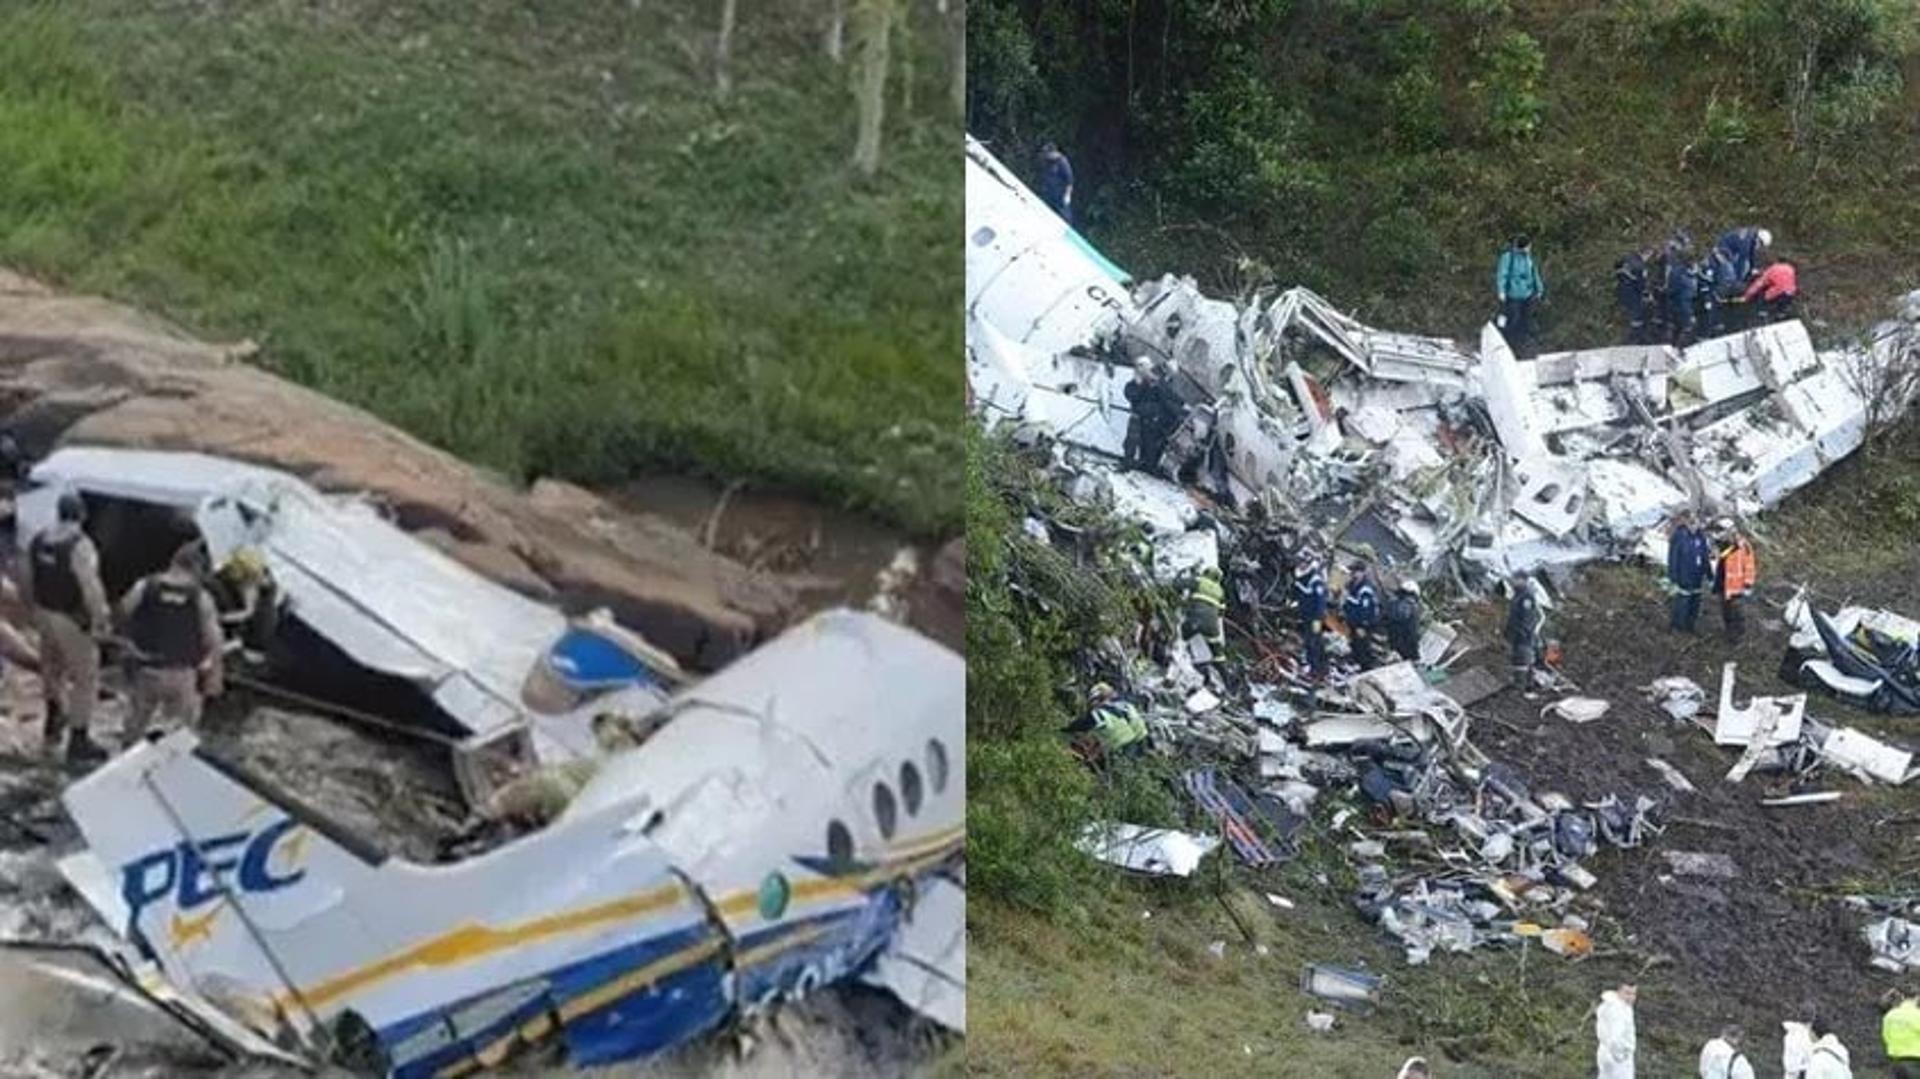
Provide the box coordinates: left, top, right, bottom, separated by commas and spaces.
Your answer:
1495, 234, 1545, 356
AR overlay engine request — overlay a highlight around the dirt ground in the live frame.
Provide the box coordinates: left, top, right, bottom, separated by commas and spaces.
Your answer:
1432, 456, 1920, 1070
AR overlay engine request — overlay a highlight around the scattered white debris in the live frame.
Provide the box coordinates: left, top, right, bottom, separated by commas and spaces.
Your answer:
1305, 1011, 1337, 1033
1644, 675, 1706, 720
1645, 758, 1697, 793
1663, 851, 1740, 879
1077, 823, 1221, 877
1821, 727, 1914, 785
1715, 663, 1806, 747
1208, 940, 1227, 960
1267, 894, 1296, 911
1864, 917, 1920, 972
1545, 697, 1610, 724
1185, 689, 1222, 714
1760, 791, 1842, 807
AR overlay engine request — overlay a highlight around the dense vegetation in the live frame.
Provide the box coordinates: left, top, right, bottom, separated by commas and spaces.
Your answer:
0, 1, 961, 533
970, 0, 1920, 345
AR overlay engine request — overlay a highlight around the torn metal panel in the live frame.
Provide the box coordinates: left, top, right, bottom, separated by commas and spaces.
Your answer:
1153, 530, 1220, 581
1822, 728, 1914, 785
1102, 470, 1200, 536
1078, 823, 1220, 877
1509, 457, 1589, 538
860, 877, 965, 1033
1477, 324, 1548, 459
1715, 662, 1805, 747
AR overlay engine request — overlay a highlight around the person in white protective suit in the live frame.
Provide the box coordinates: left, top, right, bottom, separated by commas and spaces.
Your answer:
1806, 1018, 1852, 1079
1783, 1019, 1814, 1077
1699, 1025, 1755, 1079
1595, 984, 1638, 1079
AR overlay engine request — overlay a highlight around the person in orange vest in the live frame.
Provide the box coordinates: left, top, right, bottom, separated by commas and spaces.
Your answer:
1740, 257, 1798, 323
1711, 517, 1756, 643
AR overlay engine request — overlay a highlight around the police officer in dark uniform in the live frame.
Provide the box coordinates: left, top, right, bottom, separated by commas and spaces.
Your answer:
116, 543, 224, 738
20, 490, 111, 761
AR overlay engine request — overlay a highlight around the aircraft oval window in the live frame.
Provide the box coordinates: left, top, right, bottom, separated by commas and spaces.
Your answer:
873, 781, 898, 841
926, 738, 950, 794
971, 226, 996, 247
827, 820, 854, 870
900, 761, 923, 816
757, 872, 791, 921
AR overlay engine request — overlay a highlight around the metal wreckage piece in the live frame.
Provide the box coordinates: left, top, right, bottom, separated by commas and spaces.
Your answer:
966, 134, 1920, 585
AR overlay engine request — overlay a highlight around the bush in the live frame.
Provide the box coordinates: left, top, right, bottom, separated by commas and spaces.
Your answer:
1175, 67, 1328, 210
1386, 67, 1448, 151
1479, 31, 1547, 143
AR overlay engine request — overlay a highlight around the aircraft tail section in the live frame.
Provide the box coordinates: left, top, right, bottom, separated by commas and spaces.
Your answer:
60, 730, 389, 1051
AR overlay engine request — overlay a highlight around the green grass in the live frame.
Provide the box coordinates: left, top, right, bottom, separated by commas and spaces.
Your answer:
0, 1, 960, 534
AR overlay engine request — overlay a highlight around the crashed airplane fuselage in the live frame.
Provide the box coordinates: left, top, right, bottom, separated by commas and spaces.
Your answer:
965, 135, 1919, 581
57, 609, 965, 1075
16, 446, 681, 803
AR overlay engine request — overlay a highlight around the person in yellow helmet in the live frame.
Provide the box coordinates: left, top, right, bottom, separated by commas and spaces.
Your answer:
1062, 682, 1148, 762
1886, 987, 1920, 1078
208, 546, 283, 662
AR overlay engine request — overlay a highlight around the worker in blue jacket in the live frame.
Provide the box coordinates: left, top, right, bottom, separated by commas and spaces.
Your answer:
1494, 234, 1545, 356
1715, 226, 1771, 286
1341, 560, 1381, 671
1294, 550, 1329, 683
1666, 509, 1710, 633
1666, 256, 1699, 347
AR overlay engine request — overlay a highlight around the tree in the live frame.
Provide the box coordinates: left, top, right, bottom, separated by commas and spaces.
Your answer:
851, 0, 898, 175
715, 0, 740, 98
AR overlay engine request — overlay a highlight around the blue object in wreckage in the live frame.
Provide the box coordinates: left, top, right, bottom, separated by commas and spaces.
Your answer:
545, 625, 662, 692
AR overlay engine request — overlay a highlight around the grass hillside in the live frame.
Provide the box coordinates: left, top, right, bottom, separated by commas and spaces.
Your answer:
0, 1, 960, 534
970, 0, 1920, 346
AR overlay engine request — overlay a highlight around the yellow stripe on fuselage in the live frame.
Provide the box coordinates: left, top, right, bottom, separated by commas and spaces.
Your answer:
274, 882, 688, 1013
270, 825, 962, 1017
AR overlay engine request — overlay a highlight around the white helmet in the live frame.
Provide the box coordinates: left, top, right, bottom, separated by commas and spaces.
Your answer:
1757, 228, 1773, 249
1398, 579, 1421, 596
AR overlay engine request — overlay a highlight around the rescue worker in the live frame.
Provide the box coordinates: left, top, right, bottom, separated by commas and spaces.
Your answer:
1595, 983, 1638, 1079
1494, 234, 1545, 356
1700, 1025, 1755, 1079
1294, 550, 1329, 684
1181, 566, 1227, 658
1394, 1058, 1431, 1079
1384, 579, 1423, 663
1122, 360, 1184, 477
207, 546, 281, 662
482, 712, 642, 830
1884, 988, 1920, 1079
1783, 1019, 1815, 1078
1711, 518, 1756, 643
1741, 257, 1798, 323
1614, 246, 1653, 344
1038, 141, 1074, 225
1805, 1018, 1851, 1079
20, 490, 110, 762
1505, 571, 1544, 698
1061, 682, 1147, 761
1666, 251, 1700, 347
116, 543, 225, 739
1667, 509, 1710, 633
1716, 225, 1772, 286
1698, 254, 1728, 337
1341, 560, 1380, 671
